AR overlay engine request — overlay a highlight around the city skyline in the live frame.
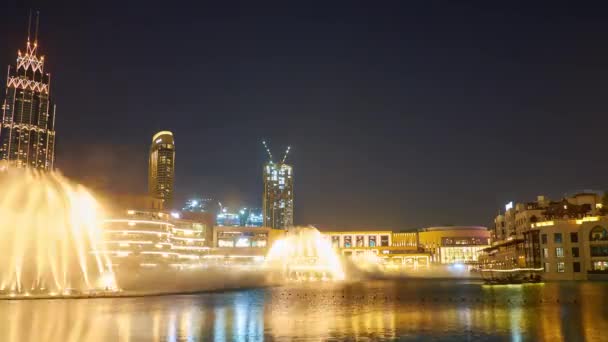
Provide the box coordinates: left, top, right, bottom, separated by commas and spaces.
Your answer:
3, 3, 608, 229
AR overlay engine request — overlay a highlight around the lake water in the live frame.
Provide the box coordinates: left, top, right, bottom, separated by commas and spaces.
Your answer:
1, 280, 606, 341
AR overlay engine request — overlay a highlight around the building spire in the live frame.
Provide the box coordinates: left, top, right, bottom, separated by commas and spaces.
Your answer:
27, 9, 32, 44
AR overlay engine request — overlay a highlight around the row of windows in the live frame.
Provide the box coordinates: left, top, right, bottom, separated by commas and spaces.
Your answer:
542, 247, 580, 258
544, 262, 581, 273
541, 232, 579, 244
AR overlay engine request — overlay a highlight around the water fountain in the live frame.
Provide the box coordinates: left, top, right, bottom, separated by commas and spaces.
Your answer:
0, 165, 116, 298
266, 226, 345, 281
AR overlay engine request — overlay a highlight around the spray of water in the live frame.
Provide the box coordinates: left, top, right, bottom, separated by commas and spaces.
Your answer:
266, 226, 345, 281
0, 165, 115, 294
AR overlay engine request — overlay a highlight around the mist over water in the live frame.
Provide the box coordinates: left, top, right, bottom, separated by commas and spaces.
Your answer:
115, 267, 273, 294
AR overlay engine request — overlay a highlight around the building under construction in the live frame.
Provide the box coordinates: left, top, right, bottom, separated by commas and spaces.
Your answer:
262, 141, 293, 229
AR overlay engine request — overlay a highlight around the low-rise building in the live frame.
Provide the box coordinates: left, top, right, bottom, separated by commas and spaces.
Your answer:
486, 191, 608, 280
532, 216, 608, 280
209, 226, 285, 264
418, 226, 491, 264
101, 210, 209, 269
478, 239, 526, 270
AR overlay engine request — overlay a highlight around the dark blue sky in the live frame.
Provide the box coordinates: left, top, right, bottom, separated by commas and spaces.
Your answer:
2, 1, 608, 229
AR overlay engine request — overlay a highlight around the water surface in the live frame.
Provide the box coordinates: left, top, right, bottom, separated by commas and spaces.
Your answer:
1, 280, 606, 341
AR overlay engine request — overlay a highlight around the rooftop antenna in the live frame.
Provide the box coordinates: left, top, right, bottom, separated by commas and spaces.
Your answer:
27, 9, 32, 43
281, 146, 291, 164
262, 140, 273, 162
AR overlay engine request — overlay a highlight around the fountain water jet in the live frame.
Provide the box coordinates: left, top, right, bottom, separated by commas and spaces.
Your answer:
0, 165, 116, 296
266, 226, 345, 281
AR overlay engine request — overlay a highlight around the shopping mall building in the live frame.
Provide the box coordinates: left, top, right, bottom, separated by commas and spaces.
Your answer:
99, 194, 492, 270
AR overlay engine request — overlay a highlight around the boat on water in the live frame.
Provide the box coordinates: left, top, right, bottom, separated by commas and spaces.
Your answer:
480, 267, 544, 285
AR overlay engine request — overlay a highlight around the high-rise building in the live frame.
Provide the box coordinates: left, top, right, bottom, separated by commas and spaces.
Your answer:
0, 13, 55, 170
148, 131, 175, 208
263, 162, 294, 229
262, 142, 294, 229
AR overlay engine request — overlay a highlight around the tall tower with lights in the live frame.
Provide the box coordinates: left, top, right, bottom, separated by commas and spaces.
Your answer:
0, 12, 56, 170
148, 131, 175, 208
262, 141, 293, 229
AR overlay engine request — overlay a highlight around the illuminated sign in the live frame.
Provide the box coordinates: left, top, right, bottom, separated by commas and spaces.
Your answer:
505, 201, 513, 211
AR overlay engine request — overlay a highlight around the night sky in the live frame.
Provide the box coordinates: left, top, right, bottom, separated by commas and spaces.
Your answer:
2, 1, 608, 229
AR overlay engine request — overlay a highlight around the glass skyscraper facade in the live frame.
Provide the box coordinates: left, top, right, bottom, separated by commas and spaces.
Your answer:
263, 162, 294, 229
0, 17, 55, 170
148, 131, 175, 208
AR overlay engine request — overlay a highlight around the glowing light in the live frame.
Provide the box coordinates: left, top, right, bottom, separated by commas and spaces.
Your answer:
98, 272, 117, 290
266, 226, 345, 281
152, 131, 173, 141
575, 216, 600, 224
127, 210, 135, 215
480, 268, 544, 273
505, 201, 513, 211
171, 212, 180, 219
532, 221, 554, 228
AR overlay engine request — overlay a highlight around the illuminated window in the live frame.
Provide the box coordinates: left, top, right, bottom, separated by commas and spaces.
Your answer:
368, 236, 376, 247
356, 236, 364, 247
593, 261, 608, 271
557, 262, 565, 273
544, 262, 550, 272
543, 248, 548, 258
380, 235, 389, 247
555, 247, 564, 258
344, 236, 352, 248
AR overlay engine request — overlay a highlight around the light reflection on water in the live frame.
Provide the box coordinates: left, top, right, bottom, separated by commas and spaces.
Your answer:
0, 280, 606, 341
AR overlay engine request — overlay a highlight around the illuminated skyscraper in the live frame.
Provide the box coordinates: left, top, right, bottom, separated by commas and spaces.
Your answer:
148, 131, 175, 208
262, 141, 293, 229
0, 13, 55, 170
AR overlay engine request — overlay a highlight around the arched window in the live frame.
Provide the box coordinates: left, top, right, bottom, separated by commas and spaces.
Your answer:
589, 226, 608, 241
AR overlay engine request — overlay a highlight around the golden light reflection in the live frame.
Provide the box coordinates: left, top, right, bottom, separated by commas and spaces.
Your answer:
0, 282, 606, 340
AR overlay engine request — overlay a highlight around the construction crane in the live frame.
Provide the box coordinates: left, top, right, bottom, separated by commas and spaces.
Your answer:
281, 146, 291, 164
263, 140, 291, 164
262, 140, 273, 162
